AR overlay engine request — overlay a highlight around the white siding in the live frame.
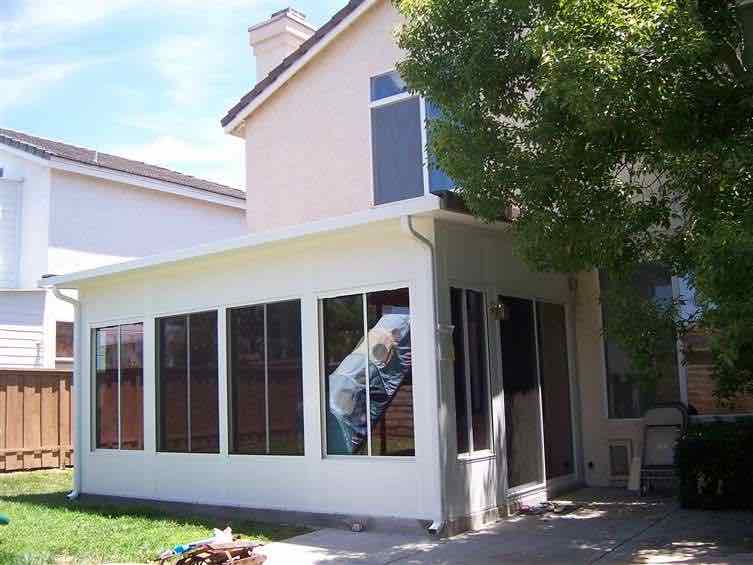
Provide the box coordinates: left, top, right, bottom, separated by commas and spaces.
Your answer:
0, 179, 22, 287
0, 291, 45, 367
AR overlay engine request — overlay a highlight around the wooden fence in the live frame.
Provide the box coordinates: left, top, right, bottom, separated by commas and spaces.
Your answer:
0, 368, 72, 471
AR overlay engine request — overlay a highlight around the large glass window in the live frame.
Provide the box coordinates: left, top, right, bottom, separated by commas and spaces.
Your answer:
322, 288, 414, 457
601, 267, 681, 419
370, 70, 454, 205
93, 323, 143, 450
228, 300, 304, 455
157, 311, 219, 453
451, 288, 491, 456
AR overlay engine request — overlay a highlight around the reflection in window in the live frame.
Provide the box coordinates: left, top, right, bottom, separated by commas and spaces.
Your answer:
94, 323, 143, 450
425, 101, 455, 194
601, 266, 681, 418
56, 321, 74, 359
157, 311, 219, 453
323, 289, 414, 456
370, 70, 407, 102
451, 288, 491, 455
228, 300, 304, 455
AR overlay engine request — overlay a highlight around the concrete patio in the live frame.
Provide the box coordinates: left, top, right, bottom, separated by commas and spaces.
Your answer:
258, 489, 753, 564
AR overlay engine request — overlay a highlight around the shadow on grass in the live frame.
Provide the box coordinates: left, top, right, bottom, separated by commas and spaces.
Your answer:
3, 490, 308, 542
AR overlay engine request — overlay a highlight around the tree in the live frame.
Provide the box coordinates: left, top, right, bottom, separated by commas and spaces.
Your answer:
395, 0, 753, 400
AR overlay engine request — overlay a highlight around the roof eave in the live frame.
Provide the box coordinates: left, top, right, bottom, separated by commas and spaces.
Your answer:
221, 0, 379, 135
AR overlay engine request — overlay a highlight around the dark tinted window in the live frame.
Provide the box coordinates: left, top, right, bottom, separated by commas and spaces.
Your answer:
367, 289, 414, 456
371, 97, 424, 205
157, 312, 219, 453
601, 267, 680, 418
267, 300, 304, 455
94, 324, 143, 450
451, 288, 469, 454
323, 289, 415, 456
425, 101, 455, 193
94, 327, 118, 449
229, 301, 304, 456
323, 294, 365, 455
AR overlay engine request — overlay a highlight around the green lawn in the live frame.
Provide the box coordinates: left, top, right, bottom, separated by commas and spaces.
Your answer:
0, 469, 306, 564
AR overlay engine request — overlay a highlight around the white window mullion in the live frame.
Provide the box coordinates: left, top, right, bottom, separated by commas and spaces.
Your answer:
363, 294, 372, 456
186, 315, 192, 453
117, 325, 122, 450
264, 305, 271, 455
532, 301, 548, 485
419, 97, 430, 196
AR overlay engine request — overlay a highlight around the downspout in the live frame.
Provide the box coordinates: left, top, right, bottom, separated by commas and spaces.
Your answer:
51, 287, 82, 500
400, 215, 446, 536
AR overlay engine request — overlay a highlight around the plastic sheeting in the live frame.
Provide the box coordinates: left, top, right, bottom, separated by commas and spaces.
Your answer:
327, 311, 411, 454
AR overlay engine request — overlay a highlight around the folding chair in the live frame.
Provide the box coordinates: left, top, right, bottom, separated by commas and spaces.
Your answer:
640, 402, 688, 495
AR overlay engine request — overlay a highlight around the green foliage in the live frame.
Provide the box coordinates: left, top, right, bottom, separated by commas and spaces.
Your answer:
675, 419, 753, 509
395, 0, 753, 396
0, 469, 305, 564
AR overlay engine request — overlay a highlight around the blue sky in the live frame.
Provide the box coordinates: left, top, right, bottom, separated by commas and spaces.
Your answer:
0, 1, 346, 189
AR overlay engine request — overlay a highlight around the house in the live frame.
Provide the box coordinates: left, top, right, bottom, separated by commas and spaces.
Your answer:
0, 128, 247, 369
41, 0, 751, 534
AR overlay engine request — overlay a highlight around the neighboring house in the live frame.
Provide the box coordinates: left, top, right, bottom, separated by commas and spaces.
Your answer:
42, 0, 751, 534
0, 128, 247, 369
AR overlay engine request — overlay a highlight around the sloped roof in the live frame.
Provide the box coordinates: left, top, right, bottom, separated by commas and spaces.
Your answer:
0, 127, 246, 200
221, 0, 368, 129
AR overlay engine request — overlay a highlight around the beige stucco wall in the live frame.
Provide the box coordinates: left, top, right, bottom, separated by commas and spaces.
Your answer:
573, 270, 644, 487
244, 0, 404, 232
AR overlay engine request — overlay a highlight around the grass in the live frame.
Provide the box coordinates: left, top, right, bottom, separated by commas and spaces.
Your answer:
0, 469, 307, 564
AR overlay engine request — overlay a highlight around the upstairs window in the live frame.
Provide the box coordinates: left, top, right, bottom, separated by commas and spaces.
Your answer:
370, 71, 454, 205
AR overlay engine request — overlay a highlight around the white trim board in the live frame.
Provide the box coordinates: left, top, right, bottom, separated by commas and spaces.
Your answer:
40, 195, 441, 289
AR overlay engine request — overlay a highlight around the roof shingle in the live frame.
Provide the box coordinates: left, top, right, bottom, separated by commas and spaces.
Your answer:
0, 127, 246, 200
221, 0, 367, 129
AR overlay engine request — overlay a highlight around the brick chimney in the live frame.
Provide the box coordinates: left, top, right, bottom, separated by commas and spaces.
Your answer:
248, 8, 316, 82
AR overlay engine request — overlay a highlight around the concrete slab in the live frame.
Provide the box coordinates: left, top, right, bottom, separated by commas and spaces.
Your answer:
259, 489, 753, 564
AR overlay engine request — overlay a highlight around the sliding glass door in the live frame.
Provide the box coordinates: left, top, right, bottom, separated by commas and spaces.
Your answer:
498, 296, 574, 491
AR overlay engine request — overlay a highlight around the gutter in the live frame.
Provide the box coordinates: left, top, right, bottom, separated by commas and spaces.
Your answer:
400, 215, 447, 536
50, 286, 82, 500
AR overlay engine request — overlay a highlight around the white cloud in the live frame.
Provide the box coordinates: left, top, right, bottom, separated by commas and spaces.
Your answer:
0, 0, 139, 49
108, 127, 246, 189
0, 61, 84, 115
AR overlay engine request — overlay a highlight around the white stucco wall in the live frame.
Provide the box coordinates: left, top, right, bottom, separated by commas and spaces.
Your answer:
244, 0, 404, 232
73, 218, 443, 521
47, 170, 247, 276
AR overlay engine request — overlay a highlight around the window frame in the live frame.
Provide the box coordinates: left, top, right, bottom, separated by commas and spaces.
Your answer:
600, 271, 689, 421
226, 298, 305, 457
317, 282, 417, 460
450, 286, 495, 461
90, 318, 145, 452
368, 69, 434, 206
155, 308, 220, 454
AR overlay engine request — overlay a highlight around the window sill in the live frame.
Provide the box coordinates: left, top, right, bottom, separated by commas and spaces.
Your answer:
457, 450, 495, 464
323, 455, 416, 463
